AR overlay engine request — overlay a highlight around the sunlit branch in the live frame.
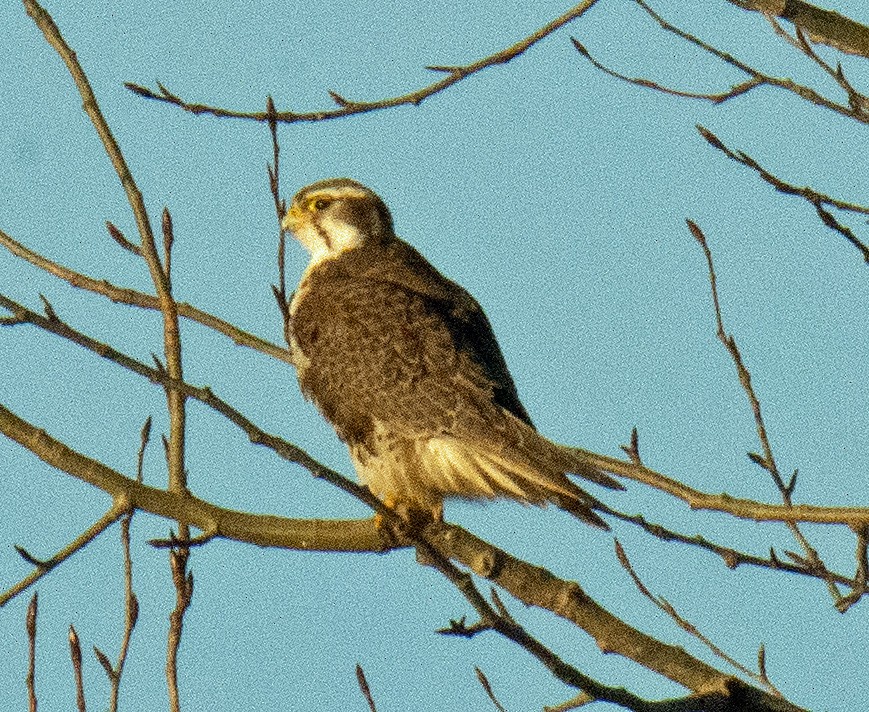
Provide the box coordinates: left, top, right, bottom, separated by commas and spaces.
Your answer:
726, 0, 869, 58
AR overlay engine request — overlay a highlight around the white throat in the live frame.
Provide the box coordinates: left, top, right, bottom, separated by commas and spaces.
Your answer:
290, 217, 364, 317
299, 215, 363, 267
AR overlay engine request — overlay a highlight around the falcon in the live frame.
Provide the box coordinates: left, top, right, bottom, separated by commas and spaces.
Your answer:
281, 178, 622, 528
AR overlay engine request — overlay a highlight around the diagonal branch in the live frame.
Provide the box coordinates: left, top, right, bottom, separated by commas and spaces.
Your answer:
687, 220, 844, 604
615, 540, 782, 695
696, 126, 869, 263
0, 227, 291, 362
3, 503, 128, 606
574, 0, 869, 124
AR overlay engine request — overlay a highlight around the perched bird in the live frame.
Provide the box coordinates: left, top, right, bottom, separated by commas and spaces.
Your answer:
282, 178, 622, 528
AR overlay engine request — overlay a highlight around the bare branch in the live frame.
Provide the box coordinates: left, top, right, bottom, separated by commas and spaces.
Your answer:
105, 221, 141, 256
2, 504, 128, 607
69, 625, 86, 712
356, 664, 378, 712
0, 227, 291, 362
166, 546, 192, 712
578, 0, 869, 124
5, 290, 869, 529
98, 487, 141, 711
766, 17, 869, 115
727, 0, 869, 57
26, 593, 37, 712
571, 38, 763, 104
124, 0, 601, 124
836, 526, 869, 613
615, 541, 782, 695
696, 126, 869, 263
266, 95, 291, 339
0, 401, 386, 552
600, 502, 867, 591
475, 667, 508, 712
687, 220, 843, 604
427, 525, 807, 711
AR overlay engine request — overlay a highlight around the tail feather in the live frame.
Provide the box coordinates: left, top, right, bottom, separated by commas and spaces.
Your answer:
421, 437, 612, 529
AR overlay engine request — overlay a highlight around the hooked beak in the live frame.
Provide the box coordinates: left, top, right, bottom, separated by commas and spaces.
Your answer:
281, 204, 304, 233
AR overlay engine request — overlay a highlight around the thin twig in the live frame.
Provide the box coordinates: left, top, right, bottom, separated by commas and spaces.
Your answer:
69, 625, 86, 712
26, 593, 37, 712
615, 540, 782, 695
355, 664, 378, 712
97, 433, 143, 712
571, 38, 764, 104
600, 501, 867, 591
687, 220, 843, 604
580, 0, 869, 124
475, 667, 508, 712
696, 126, 869, 263
836, 526, 869, 612
2, 503, 129, 606
124, 1, 601, 124
0, 227, 291, 362
266, 95, 291, 339
105, 222, 141, 256
544, 691, 594, 712
767, 17, 869, 116
166, 547, 193, 712
26, 5, 194, 694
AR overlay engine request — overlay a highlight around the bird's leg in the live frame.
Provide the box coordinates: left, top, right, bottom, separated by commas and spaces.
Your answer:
374, 497, 442, 546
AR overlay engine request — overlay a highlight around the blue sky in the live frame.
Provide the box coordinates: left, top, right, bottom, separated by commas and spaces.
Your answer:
2, 1, 868, 710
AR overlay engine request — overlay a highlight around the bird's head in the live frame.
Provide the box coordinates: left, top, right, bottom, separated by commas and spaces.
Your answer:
282, 178, 395, 264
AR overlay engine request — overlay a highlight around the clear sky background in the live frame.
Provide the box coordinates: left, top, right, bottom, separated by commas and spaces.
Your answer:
1, 1, 868, 710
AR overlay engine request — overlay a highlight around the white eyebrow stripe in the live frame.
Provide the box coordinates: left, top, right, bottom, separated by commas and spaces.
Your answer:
303, 186, 371, 202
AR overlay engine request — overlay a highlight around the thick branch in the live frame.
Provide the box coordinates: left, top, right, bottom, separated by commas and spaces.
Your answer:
727, 0, 869, 57
427, 524, 805, 711
0, 402, 384, 555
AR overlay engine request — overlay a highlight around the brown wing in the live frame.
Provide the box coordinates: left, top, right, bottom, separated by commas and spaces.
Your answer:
362, 240, 534, 426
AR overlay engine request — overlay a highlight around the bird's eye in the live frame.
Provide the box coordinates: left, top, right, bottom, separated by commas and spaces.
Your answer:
312, 198, 331, 211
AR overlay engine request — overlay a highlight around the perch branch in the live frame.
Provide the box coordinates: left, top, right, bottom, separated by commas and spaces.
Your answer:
4, 291, 869, 529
